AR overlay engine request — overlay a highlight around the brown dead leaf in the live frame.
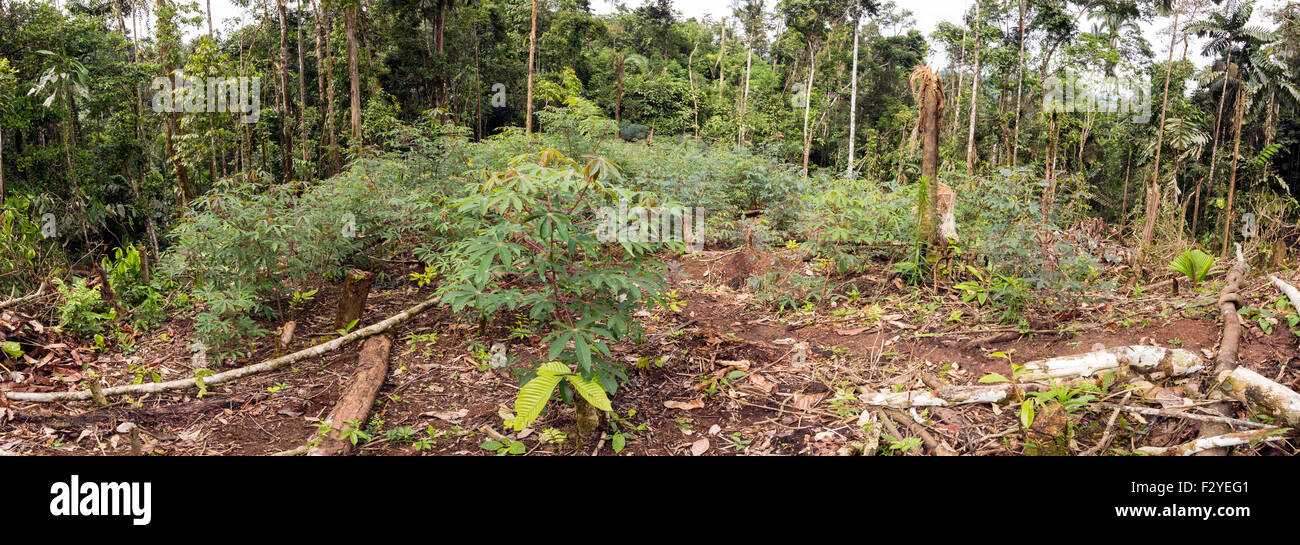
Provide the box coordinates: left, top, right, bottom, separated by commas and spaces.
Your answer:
835, 327, 871, 336
664, 398, 705, 411
422, 408, 469, 421
791, 392, 827, 410
748, 374, 777, 394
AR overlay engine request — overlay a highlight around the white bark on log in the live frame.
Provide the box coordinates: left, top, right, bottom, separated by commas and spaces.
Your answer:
1019, 345, 1203, 382
860, 384, 1016, 408
1217, 366, 1300, 427
1269, 276, 1300, 315
3, 296, 440, 402
1136, 428, 1287, 456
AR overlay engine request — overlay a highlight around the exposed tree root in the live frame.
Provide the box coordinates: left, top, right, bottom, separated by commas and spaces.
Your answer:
2, 295, 440, 403
1197, 244, 1247, 456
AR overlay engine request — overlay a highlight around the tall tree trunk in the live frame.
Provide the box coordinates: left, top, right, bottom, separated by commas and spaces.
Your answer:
0, 129, 6, 206
919, 68, 943, 246
688, 42, 699, 136
739, 43, 753, 145
298, 0, 308, 175
158, 0, 191, 206
315, 1, 339, 173
801, 48, 816, 178
845, 17, 859, 179
1011, 0, 1026, 167
1221, 85, 1246, 257
614, 56, 623, 124
277, 0, 294, 183
346, 4, 361, 141
964, 0, 982, 176
949, 5, 968, 140
525, 0, 537, 135
206, 0, 218, 185
717, 18, 726, 98
473, 10, 482, 139
1131, 5, 1181, 284
1194, 52, 1233, 237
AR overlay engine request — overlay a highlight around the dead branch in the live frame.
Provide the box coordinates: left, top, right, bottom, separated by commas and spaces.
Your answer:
1269, 275, 1300, 316
0, 282, 47, 311
3, 295, 440, 403
1019, 345, 1204, 382
1216, 366, 1300, 427
1136, 428, 1289, 456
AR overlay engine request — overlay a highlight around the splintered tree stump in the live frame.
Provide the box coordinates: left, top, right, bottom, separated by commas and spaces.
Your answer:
308, 334, 393, 456
334, 269, 375, 331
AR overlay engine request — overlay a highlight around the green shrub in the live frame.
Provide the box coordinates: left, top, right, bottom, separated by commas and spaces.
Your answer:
52, 276, 115, 340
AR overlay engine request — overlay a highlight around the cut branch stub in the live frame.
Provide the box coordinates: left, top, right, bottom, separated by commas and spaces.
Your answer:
334, 269, 375, 331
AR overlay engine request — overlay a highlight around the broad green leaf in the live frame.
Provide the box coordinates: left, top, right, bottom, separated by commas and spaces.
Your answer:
509, 362, 568, 431
566, 373, 613, 412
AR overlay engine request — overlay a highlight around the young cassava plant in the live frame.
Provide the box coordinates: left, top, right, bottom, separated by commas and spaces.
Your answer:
431, 149, 680, 437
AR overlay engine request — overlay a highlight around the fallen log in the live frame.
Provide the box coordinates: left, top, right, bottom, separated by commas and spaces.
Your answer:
3, 295, 440, 402
1216, 367, 1300, 427
1018, 345, 1204, 382
1197, 244, 1248, 456
1270, 275, 1300, 316
860, 383, 1018, 408
1136, 428, 1288, 456
308, 334, 392, 456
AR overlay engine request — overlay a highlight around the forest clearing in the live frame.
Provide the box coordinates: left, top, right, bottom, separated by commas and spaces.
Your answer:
1, 0, 1299, 460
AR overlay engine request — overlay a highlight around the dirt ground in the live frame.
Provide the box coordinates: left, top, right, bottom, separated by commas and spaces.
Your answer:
2, 247, 1298, 456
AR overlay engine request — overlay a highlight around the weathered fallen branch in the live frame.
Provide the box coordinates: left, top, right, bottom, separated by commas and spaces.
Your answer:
1197, 244, 1248, 456
1269, 275, 1300, 316
1096, 402, 1276, 430
1216, 367, 1300, 427
0, 282, 47, 311
1137, 428, 1289, 456
3, 295, 440, 402
1018, 345, 1204, 382
860, 383, 1018, 408
308, 334, 392, 456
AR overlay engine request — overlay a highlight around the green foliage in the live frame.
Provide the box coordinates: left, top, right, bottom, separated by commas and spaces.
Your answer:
51, 276, 115, 340
1169, 249, 1216, 286
429, 149, 671, 425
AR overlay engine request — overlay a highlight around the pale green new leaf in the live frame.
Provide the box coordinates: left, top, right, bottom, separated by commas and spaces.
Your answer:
509, 362, 569, 431
566, 373, 613, 412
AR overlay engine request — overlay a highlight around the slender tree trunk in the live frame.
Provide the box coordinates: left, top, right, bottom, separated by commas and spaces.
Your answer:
801, 48, 816, 178
346, 4, 361, 141
277, 0, 294, 182
473, 11, 482, 139
964, 0, 982, 176
739, 44, 753, 144
949, 5, 968, 140
614, 56, 623, 124
525, 0, 537, 135
0, 129, 5, 206
1221, 85, 1246, 257
1121, 147, 1132, 225
846, 17, 859, 179
206, 0, 218, 185
1194, 52, 1233, 237
158, 0, 191, 206
1011, 0, 1026, 167
717, 18, 726, 98
688, 42, 699, 136
1131, 5, 1181, 284
298, 0, 308, 175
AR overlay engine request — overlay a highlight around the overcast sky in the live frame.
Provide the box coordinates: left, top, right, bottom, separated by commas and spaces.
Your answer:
191, 0, 1288, 69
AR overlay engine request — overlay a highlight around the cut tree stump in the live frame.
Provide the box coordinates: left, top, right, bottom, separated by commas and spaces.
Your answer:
334, 269, 375, 331
308, 334, 393, 456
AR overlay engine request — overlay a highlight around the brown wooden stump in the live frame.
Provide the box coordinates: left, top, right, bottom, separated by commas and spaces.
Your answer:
308, 334, 392, 456
334, 269, 374, 331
